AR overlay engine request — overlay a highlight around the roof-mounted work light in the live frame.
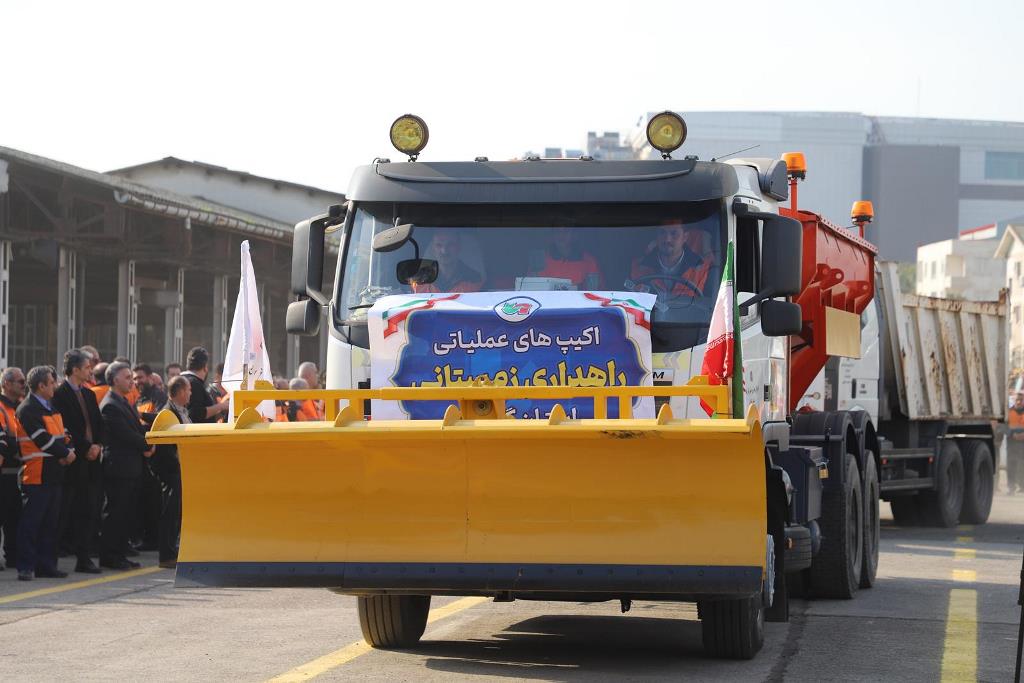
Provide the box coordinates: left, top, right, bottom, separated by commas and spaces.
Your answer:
390, 114, 429, 161
646, 111, 687, 159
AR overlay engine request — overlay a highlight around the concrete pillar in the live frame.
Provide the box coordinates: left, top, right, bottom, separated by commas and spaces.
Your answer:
0, 240, 10, 369
163, 267, 184, 369
212, 274, 230, 363
117, 259, 137, 364
57, 247, 77, 365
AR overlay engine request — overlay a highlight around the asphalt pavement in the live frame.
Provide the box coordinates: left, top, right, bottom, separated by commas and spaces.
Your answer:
1, 483, 1021, 681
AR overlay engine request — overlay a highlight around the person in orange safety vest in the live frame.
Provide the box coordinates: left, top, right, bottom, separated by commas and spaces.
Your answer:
410, 228, 483, 294
629, 223, 711, 298
538, 227, 602, 289
14, 365, 75, 581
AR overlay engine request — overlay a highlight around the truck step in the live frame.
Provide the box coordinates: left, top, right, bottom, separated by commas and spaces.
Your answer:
881, 478, 934, 493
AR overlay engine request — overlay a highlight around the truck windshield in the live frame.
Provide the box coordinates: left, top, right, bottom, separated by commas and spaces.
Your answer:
337, 201, 725, 350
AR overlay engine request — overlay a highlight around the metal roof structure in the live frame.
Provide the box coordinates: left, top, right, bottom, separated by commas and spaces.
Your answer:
109, 156, 343, 199
0, 146, 294, 242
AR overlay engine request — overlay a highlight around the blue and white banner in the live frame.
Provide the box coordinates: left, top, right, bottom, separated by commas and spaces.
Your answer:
368, 291, 656, 420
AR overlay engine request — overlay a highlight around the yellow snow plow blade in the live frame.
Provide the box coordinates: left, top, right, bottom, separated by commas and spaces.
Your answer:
147, 382, 767, 598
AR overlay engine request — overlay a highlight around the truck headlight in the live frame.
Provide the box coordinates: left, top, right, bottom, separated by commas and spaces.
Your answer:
646, 111, 687, 158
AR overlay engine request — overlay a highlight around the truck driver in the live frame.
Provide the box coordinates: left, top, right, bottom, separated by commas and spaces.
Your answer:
629, 222, 711, 298
412, 228, 484, 294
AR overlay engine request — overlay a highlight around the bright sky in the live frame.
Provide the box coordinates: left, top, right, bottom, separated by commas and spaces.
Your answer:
2, 0, 1021, 193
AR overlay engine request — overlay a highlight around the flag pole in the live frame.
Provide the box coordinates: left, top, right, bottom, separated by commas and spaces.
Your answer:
240, 242, 250, 391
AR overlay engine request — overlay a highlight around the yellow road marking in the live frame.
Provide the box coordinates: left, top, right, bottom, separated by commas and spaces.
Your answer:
956, 536, 973, 543
954, 548, 977, 560
951, 569, 976, 583
268, 596, 487, 682
940, 588, 977, 681
0, 566, 165, 605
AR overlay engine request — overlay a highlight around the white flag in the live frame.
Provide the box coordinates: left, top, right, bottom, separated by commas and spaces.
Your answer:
224, 240, 274, 420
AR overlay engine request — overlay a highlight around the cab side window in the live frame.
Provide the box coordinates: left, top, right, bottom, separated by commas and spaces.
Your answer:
735, 215, 760, 323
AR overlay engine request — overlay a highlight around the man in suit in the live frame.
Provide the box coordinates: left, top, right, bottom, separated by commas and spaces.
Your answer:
152, 375, 190, 568
182, 347, 228, 425
99, 361, 153, 570
52, 349, 104, 574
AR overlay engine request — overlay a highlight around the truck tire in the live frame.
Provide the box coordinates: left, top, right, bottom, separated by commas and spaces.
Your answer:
889, 496, 922, 526
358, 595, 431, 649
960, 440, 994, 524
784, 525, 813, 573
859, 454, 880, 588
920, 441, 964, 528
809, 452, 863, 599
699, 594, 764, 659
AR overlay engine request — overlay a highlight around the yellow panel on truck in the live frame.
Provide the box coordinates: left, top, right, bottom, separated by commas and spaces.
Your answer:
147, 384, 767, 598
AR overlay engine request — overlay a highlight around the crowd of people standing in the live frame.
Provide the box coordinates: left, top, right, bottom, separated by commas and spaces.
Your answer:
0, 345, 325, 582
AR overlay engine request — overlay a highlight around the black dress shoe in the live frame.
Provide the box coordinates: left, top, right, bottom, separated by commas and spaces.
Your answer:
100, 559, 141, 570
17, 570, 33, 581
75, 560, 102, 574
35, 568, 68, 578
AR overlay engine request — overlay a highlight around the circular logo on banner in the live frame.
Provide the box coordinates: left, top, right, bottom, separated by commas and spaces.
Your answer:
493, 296, 540, 323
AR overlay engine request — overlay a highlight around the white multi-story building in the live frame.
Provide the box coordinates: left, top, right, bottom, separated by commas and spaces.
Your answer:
916, 237, 1004, 300
996, 223, 1024, 372
624, 112, 1024, 262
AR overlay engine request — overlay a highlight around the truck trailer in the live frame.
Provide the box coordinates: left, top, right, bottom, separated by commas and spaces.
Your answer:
798, 262, 1006, 527
148, 113, 890, 660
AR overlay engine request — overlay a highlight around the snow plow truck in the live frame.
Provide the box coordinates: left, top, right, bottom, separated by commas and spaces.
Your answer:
148, 112, 897, 660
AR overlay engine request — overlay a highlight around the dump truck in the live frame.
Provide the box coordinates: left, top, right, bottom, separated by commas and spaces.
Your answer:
797, 262, 1006, 527
148, 112, 886, 660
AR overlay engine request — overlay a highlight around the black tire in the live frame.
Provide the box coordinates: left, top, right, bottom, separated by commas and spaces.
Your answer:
700, 594, 765, 659
357, 595, 431, 649
784, 525, 813, 573
920, 441, 964, 528
859, 454, 880, 588
809, 452, 863, 599
889, 496, 922, 526
961, 440, 994, 524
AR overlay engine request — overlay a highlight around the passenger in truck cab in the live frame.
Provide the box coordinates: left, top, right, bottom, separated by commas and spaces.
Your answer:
411, 228, 484, 294
629, 222, 711, 298
537, 227, 602, 289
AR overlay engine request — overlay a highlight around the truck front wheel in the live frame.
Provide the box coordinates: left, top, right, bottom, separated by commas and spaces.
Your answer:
809, 452, 863, 599
699, 594, 764, 659
358, 595, 431, 648
960, 440, 994, 524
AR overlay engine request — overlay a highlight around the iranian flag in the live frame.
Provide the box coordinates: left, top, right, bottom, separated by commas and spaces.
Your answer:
700, 242, 741, 417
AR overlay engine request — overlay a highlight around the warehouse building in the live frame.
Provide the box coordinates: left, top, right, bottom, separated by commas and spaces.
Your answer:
0, 147, 344, 375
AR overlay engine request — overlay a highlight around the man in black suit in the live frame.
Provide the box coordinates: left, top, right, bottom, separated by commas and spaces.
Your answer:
182, 347, 229, 425
99, 361, 153, 570
152, 375, 190, 568
52, 349, 105, 574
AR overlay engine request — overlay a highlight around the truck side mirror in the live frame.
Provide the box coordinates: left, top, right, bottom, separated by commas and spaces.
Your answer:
734, 202, 802, 312
291, 216, 327, 304
760, 299, 802, 336
286, 298, 321, 336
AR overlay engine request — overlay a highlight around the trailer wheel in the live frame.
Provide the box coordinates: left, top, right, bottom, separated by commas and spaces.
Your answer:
357, 595, 431, 649
960, 440, 994, 524
859, 453, 880, 588
889, 496, 921, 526
920, 441, 964, 528
809, 452, 862, 599
699, 594, 764, 659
